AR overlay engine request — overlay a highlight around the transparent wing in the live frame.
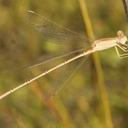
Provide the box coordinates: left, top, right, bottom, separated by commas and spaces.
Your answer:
50, 57, 88, 98
25, 10, 90, 47
28, 48, 84, 69
23, 10, 91, 68
32, 54, 89, 98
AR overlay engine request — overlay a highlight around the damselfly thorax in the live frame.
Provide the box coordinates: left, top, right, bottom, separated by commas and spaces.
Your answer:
91, 30, 128, 57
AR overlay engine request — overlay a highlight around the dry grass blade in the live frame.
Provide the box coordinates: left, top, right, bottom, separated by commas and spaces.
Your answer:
79, 0, 114, 128
122, 0, 128, 19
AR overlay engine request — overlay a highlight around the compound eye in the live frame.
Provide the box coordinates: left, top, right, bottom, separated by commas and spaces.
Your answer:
125, 40, 128, 45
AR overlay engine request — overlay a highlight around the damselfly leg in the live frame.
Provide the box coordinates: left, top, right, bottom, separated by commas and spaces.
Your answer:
115, 44, 128, 58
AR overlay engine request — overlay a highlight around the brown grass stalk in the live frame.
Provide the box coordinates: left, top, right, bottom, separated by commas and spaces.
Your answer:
79, 0, 114, 128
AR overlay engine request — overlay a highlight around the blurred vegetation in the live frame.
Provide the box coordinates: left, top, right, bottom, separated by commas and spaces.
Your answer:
0, 0, 128, 128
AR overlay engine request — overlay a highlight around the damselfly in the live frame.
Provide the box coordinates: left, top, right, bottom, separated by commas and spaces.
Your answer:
0, 11, 128, 100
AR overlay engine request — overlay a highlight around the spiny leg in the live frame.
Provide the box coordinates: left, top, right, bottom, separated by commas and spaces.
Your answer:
119, 54, 128, 58
115, 46, 128, 58
116, 44, 128, 52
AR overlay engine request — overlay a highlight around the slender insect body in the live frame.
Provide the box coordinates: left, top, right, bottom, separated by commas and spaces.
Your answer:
0, 30, 128, 99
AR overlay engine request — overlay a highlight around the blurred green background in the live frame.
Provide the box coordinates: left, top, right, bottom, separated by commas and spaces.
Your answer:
0, 0, 128, 128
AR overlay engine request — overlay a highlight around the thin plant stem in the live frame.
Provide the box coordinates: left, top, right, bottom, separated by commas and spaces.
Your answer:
79, 0, 114, 128
122, 0, 128, 19
0, 49, 95, 100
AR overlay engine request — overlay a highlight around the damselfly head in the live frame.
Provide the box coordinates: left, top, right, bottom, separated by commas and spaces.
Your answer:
117, 30, 128, 45
117, 30, 124, 38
